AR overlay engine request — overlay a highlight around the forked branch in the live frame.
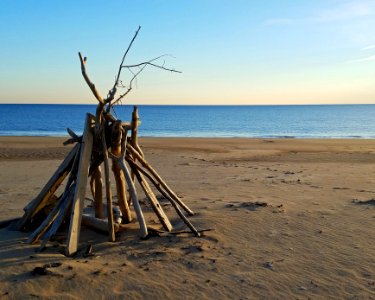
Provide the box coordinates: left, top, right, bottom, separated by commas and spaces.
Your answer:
78, 52, 104, 104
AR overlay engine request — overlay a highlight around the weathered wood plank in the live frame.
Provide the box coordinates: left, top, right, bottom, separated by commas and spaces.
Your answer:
66, 114, 94, 256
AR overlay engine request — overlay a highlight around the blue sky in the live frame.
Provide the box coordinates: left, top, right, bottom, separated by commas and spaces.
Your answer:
0, 0, 374, 105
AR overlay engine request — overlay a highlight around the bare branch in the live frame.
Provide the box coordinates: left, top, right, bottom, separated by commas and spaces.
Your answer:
122, 56, 182, 74
106, 26, 141, 103
78, 52, 104, 104
110, 64, 147, 107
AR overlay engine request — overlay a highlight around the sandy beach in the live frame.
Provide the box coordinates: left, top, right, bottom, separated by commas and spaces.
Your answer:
0, 136, 374, 299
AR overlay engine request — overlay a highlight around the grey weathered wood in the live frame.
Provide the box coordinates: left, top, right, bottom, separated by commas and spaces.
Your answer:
15, 143, 79, 231
126, 143, 194, 216
127, 160, 200, 236
101, 120, 116, 242
133, 168, 172, 231
39, 183, 76, 248
66, 114, 94, 256
82, 215, 119, 234
117, 158, 148, 238
28, 185, 74, 244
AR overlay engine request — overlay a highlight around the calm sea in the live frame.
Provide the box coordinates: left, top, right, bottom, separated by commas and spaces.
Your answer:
0, 104, 374, 138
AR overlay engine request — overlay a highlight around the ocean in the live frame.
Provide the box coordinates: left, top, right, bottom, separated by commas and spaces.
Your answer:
0, 104, 374, 139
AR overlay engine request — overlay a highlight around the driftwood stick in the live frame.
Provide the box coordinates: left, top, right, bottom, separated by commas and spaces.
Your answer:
15, 143, 79, 231
110, 138, 148, 238
82, 215, 120, 234
66, 114, 94, 256
111, 121, 132, 223
127, 159, 199, 236
90, 166, 104, 219
131, 106, 144, 158
131, 166, 173, 232
101, 121, 115, 242
126, 143, 194, 216
64, 144, 82, 194
39, 184, 76, 248
78, 52, 104, 104
28, 185, 74, 244
117, 157, 148, 238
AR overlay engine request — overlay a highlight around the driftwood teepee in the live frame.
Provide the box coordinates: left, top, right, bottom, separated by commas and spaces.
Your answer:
14, 27, 199, 256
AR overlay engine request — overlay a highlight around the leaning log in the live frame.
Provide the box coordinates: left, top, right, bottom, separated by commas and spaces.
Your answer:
15, 143, 79, 231
39, 184, 76, 248
111, 152, 148, 238
111, 121, 132, 223
132, 167, 173, 232
126, 143, 194, 216
127, 159, 200, 236
66, 114, 94, 256
101, 120, 116, 242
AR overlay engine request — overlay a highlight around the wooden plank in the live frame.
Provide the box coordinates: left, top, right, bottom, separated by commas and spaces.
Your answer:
66, 114, 94, 256
15, 143, 79, 231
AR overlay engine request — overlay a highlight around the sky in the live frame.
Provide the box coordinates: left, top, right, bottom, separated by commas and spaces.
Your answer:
0, 0, 374, 105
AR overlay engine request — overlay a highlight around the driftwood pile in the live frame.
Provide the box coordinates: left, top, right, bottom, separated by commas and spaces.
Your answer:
14, 28, 199, 256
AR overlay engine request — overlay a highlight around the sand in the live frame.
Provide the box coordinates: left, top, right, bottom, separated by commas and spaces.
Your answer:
0, 137, 374, 299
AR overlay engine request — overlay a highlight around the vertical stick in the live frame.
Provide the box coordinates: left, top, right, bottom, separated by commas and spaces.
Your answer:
102, 120, 116, 242
66, 114, 94, 256
130, 106, 144, 181
90, 166, 104, 219
111, 121, 132, 223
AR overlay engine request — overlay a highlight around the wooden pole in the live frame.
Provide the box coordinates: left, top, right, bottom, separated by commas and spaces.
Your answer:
126, 143, 194, 216
90, 166, 104, 219
132, 167, 173, 232
127, 159, 200, 236
111, 121, 132, 223
15, 143, 79, 231
116, 157, 148, 238
101, 120, 116, 242
66, 114, 94, 256
131, 106, 144, 157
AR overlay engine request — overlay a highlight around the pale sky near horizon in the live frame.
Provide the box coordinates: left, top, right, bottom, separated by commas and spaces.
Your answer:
0, 0, 374, 105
